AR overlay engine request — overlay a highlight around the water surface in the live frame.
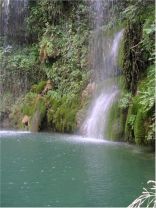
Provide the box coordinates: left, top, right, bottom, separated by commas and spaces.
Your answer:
0, 132, 155, 207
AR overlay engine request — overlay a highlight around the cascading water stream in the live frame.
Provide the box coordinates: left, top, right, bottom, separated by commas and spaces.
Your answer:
81, 0, 123, 140
83, 89, 118, 139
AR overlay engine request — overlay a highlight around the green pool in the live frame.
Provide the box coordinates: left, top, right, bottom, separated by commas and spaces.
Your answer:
0, 131, 155, 207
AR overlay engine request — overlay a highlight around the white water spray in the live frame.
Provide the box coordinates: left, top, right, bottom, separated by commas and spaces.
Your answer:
83, 89, 118, 139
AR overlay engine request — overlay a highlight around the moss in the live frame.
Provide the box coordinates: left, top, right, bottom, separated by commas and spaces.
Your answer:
106, 101, 125, 141
134, 110, 145, 144
106, 102, 116, 139
21, 92, 37, 116
124, 91, 152, 145
46, 93, 80, 133
54, 106, 77, 133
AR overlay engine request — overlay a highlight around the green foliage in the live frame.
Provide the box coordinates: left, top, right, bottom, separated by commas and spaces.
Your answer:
124, 100, 138, 143
27, 0, 87, 41
1, 0, 90, 133
142, 8, 155, 61
119, 92, 131, 109
35, 97, 46, 119
0, 45, 46, 96
146, 120, 155, 142
138, 65, 155, 112
20, 92, 37, 116
124, 76, 155, 145
1, 45, 37, 69
121, 1, 154, 24
9, 93, 34, 128
120, 0, 155, 146
10, 91, 47, 131
31, 81, 47, 94
40, 20, 89, 95
125, 113, 133, 142
120, 1, 154, 94
2, 0, 155, 143
122, 5, 138, 21
127, 115, 136, 130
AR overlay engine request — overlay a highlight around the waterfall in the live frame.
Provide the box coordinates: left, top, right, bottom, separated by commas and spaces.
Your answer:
0, 0, 29, 98
2, 0, 10, 37
0, 0, 29, 128
0, 0, 29, 43
81, 0, 123, 139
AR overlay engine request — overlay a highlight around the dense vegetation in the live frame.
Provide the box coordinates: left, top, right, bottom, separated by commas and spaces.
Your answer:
118, 0, 155, 146
0, 0, 155, 147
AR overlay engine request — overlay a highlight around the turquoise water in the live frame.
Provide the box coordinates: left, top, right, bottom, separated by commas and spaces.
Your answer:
0, 132, 155, 207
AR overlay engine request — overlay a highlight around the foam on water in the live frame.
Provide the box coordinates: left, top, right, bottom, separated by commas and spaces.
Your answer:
0, 130, 30, 137
61, 134, 109, 144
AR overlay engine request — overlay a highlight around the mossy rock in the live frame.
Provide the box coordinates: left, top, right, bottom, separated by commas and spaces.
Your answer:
134, 110, 145, 144
106, 101, 125, 141
125, 105, 135, 143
